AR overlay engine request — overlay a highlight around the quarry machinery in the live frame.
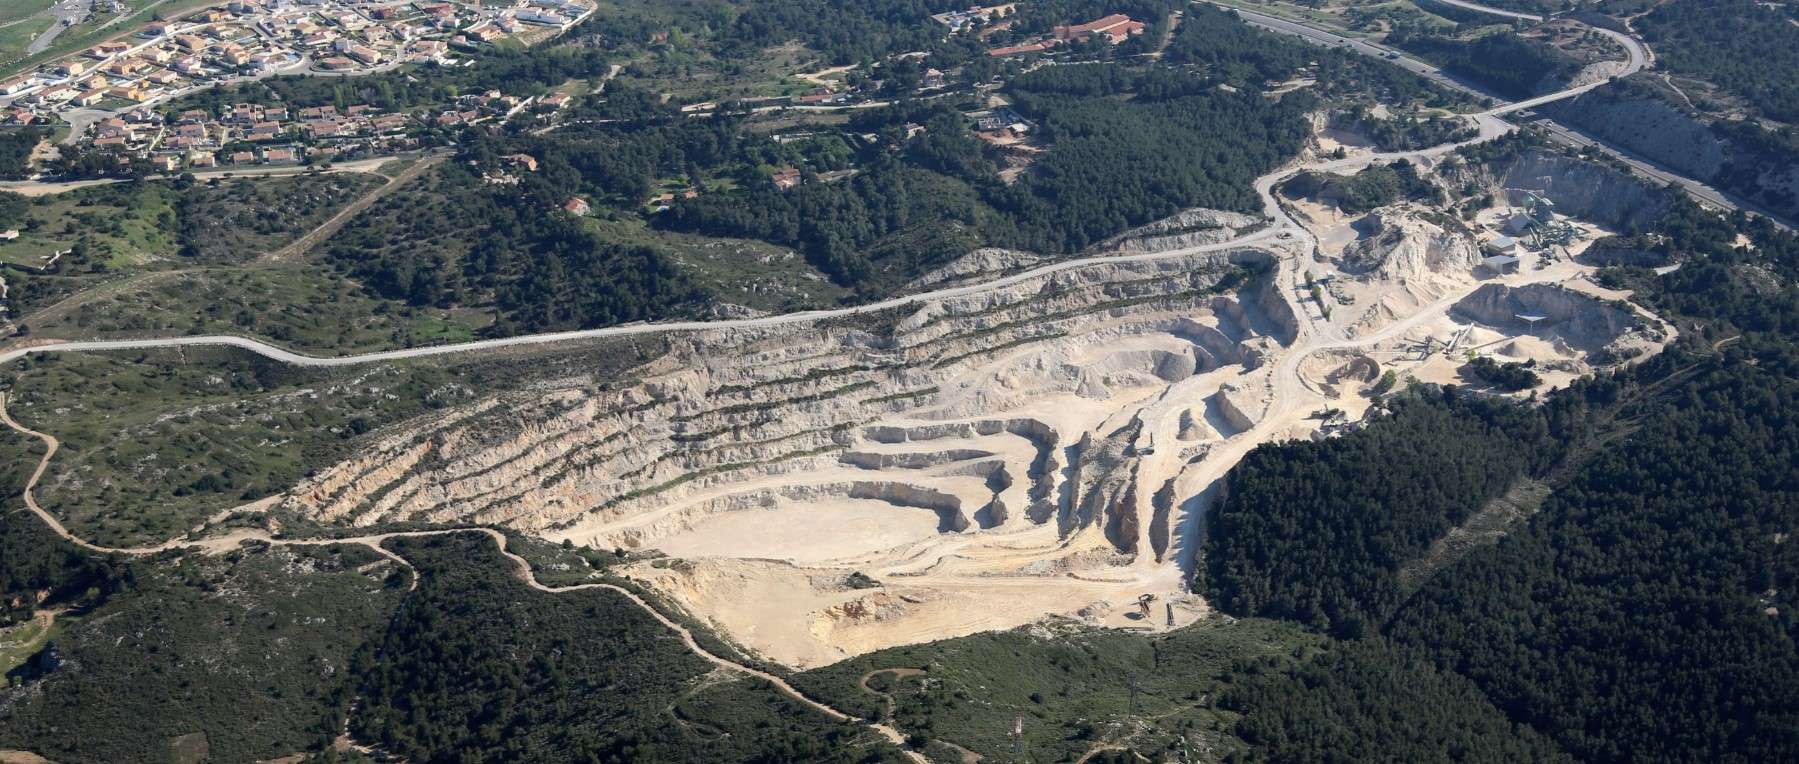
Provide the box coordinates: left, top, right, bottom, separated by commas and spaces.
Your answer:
1521, 192, 1577, 249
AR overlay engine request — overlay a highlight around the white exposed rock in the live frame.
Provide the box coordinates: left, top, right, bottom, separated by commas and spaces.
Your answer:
1341, 205, 1483, 281
1097, 208, 1266, 254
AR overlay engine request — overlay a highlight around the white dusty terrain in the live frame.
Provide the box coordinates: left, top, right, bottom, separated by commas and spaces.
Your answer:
260, 122, 1673, 668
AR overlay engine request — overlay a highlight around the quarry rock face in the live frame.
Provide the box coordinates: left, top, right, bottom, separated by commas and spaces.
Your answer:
1099, 209, 1266, 254
1341, 205, 1484, 280
1451, 283, 1641, 352
904, 247, 1044, 291
1544, 77, 1799, 223
280, 248, 1292, 555
1444, 148, 1672, 231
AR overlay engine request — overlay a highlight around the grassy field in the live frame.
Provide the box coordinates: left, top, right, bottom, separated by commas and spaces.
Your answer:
0, 15, 52, 64
29, 264, 490, 351
588, 217, 851, 313
0, 333, 671, 547
0, 0, 56, 25
0, 172, 385, 271
615, 40, 824, 104
0, 183, 181, 270
0, 172, 466, 352
0, 346, 481, 545
0, 611, 61, 674
0, 0, 218, 79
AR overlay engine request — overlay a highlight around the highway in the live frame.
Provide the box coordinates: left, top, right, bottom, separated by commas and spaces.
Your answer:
0, 0, 1779, 371
1222, 3, 1789, 230
0, 111, 1519, 369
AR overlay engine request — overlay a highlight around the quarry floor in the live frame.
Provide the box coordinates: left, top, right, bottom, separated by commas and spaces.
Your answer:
2, 115, 1676, 672
534, 131, 1673, 668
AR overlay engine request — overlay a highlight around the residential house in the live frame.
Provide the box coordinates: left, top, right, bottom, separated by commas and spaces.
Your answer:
369, 113, 407, 132
345, 45, 382, 65
1052, 14, 1145, 44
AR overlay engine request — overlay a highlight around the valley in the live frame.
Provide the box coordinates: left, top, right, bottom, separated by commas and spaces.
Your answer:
1, 2, 1794, 762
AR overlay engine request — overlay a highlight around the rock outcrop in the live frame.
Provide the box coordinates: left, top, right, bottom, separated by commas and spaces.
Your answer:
1451, 283, 1642, 352
1097, 209, 1266, 254
278, 247, 1294, 561
1542, 74, 1799, 223
1341, 205, 1484, 280
1444, 148, 1673, 231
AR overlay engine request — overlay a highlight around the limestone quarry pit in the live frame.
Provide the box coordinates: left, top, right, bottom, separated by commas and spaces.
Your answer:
271, 145, 1675, 669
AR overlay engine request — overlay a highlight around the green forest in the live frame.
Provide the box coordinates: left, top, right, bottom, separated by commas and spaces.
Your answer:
1391, 29, 1578, 100
1280, 160, 1442, 213
1197, 158, 1799, 760
1637, 0, 1799, 122
353, 534, 906, 763
3, 1, 1798, 762
317, 5, 1443, 328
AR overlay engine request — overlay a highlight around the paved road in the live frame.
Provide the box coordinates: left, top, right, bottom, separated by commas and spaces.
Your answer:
0, 118, 1509, 369
0, 30, 1594, 373
1224, 3, 1790, 230
0, 154, 408, 195
1425, 0, 1542, 22
0, 225, 1285, 367
26, 0, 90, 56
0, 1, 1749, 372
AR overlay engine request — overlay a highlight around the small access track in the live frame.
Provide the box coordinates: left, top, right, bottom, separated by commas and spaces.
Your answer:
256, 153, 445, 264
857, 667, 928, 720
0, 0, 1669, 371
0, 391, 927, 762
0, 16, 1693, 762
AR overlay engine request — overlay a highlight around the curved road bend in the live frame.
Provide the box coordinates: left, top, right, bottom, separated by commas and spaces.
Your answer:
1226, 2, 1789, 229
0, 23, 1658, 753
0, 390, 926, 760
0, 0, 1723, 373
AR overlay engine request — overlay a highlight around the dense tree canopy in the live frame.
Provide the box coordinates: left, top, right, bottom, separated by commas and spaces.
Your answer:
1638, 0, 1799, 122
1202, 391, 1552, 637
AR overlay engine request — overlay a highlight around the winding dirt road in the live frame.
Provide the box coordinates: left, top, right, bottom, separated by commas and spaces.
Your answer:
0, 6, 1649, 371
0, 390, 925, 760
0, 17, 1663, 761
